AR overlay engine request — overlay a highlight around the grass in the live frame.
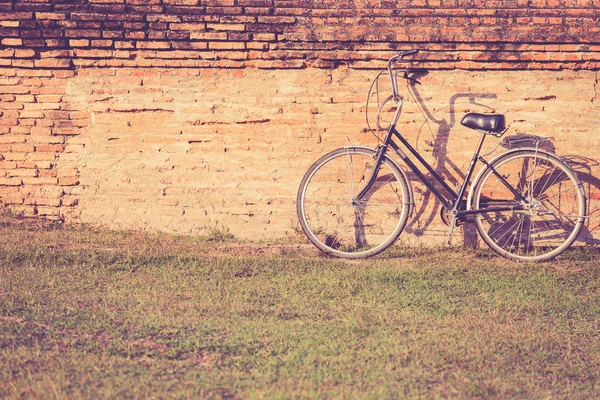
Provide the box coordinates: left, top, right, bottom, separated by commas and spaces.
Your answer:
1, 217, 599, 398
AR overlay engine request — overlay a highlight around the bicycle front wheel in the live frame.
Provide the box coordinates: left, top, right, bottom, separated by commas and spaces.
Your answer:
297, 147, 410, 259
472, 149, 586, 262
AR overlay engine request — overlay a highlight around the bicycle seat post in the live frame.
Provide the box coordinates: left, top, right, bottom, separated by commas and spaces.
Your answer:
447, 131, 488, 245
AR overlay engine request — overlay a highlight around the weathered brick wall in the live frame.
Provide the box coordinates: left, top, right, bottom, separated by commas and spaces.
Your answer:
1, 0, 599, 70
1, 1, 599, 243
0, 69, 86, 219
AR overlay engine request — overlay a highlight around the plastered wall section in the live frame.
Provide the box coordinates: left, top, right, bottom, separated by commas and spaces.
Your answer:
9, 67, 591, 244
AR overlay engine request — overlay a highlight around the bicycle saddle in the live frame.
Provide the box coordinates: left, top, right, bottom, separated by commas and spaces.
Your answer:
461, 113, 506, 134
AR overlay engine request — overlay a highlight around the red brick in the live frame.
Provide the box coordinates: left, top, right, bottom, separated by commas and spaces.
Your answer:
66, 29, 102, 38
35, 144, 65, 153
39, 50, 74, 58
257, 16, 296, 24
89, 0, 124, 3
0, 161, 17, 169
29, 127, 53, 136
11, 144, 35, 153
30, 153, 55, 161
0, 12, 33, 20
238, 0, 270, 5
16, 161, 36, 169
115, 41, 135, 49
91, 39, 114, 47
22, 177, 58, 185
53, 127, 81, 135
136, 41, 171, 49
190, 31, 227, 40
208, 41, 245, 50
19, 111, 44, 118
204, 0, 235, 5
1, 38, 23, 46
8, 168, 37, 177
125, 31, 146, 39
3, 153, 28, 161
0, 178, 22, 186
58, 177, 79, 186
206, 23, 245, 31
34, 59, 72, 68
36, 95, 62, 103
25, 197, 61, 207
0, 86, 30, 95
0, 135, 26, 144
2, 196, 24, 204
74, 49, 113, 58
36, 12, 67, 20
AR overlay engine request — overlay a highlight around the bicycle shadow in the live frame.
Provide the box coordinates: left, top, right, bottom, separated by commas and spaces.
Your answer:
398, 72, 600, 246
402, 71, 497, 240
560, 156, 600, 245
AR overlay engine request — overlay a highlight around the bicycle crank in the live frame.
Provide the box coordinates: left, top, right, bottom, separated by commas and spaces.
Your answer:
440, 206, 466, 227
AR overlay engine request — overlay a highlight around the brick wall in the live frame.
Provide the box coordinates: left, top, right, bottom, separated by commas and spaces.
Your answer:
1, 0, 599, 70
1, 1, 599, 243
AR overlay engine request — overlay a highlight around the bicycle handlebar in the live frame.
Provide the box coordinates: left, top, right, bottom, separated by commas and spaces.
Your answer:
388, 50, 420, 100
401, 49, 419, 57
388, 49, 419, 67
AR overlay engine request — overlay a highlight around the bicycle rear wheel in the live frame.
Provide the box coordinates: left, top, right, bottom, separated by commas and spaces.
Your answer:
297, 147, 410, 259
472, 149, 586, 262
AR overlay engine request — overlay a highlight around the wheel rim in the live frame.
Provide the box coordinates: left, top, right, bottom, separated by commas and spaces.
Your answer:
474, 151, 585, 261
298, 149, 409, 258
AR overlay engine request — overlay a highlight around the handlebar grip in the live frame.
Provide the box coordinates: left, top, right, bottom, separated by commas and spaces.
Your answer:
401, 49, 419, 57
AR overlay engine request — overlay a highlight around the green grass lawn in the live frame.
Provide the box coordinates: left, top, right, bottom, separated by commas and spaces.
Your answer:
1, 218, 599, 398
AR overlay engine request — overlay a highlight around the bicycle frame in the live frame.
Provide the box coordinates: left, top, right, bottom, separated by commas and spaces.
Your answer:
355, 93, 525, 225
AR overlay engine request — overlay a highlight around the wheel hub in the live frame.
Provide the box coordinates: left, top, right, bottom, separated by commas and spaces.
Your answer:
520, 198, 541, 216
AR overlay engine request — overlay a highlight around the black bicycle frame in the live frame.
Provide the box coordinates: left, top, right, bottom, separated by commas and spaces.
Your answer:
355, 124, 525, 217
355, 53, 526, 218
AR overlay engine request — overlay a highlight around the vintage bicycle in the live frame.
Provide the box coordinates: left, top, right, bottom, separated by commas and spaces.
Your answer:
296, 50, 587, 262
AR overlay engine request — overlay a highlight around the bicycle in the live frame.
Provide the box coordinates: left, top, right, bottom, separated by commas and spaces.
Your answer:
296, 50, 587, 262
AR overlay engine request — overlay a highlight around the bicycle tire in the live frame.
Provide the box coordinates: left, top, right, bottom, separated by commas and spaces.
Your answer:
297, 147, 411, 259
472, 149, 586, 262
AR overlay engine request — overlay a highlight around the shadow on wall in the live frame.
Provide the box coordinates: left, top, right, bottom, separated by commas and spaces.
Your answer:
565, 156, 600, 245
399, 74, 600, 245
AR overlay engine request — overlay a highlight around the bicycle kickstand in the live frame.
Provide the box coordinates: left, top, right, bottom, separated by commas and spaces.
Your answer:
446, 210, 459, 245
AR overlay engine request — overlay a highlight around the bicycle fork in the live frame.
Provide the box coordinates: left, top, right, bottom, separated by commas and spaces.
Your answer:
353, 144, 389, 203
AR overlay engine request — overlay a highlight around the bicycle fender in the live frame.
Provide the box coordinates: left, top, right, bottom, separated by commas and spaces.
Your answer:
348, 145, 415, 217
466, 147, 561, 210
